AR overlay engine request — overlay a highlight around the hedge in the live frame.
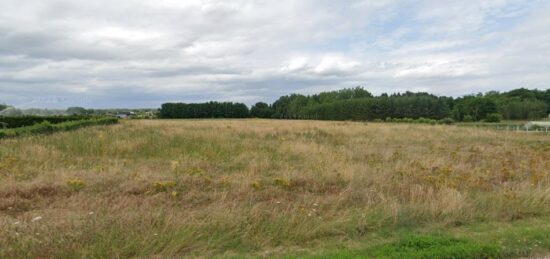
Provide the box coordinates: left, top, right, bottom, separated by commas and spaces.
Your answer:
0, 116, 88, 129
0, 117, 118, 139
381, 117, 455, 125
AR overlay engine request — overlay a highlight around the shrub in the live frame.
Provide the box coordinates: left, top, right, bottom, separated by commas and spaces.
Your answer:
0, 117, 118, 139
485, 113, 503, 123
438, 118, 455, 125
0, 116, 87, 128
462, 115, 474, 122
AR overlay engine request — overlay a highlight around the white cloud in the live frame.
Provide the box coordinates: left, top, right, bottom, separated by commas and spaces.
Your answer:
313, 56, 360, 76
0, 0, 549, 108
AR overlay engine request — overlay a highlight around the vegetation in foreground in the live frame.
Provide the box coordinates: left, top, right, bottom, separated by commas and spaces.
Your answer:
0, 119, 549, 258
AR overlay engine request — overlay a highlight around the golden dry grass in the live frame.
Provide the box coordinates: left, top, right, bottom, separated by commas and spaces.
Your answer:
0, 119, 549, 258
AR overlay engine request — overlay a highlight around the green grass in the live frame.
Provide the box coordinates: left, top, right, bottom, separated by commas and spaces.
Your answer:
292, 217, 550, 259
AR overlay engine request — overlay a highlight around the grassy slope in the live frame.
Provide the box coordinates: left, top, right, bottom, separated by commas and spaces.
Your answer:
0, 119, 549, 258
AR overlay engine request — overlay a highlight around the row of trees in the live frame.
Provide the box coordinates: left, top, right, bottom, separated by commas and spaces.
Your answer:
450, 89, 550, 121
249, 87, 549, 122
5, 87, 548, 122
159, 102, 249, 118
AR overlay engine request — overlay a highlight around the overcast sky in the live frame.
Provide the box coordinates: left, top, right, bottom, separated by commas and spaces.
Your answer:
1, 0, 549, 108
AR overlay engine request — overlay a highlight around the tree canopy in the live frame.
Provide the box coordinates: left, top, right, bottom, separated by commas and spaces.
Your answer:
256, 87, 549, 122
159, 101, 249, 119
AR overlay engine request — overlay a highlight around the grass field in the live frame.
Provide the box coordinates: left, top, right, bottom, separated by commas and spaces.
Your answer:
1, 119, 549, 258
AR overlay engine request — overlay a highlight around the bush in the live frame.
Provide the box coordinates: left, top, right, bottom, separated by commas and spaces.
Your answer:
485, 113, 503, 123
438, 118, 455, 125
0, 116, 87, 129
0, 117, 118, 139
462, 115, 474, 122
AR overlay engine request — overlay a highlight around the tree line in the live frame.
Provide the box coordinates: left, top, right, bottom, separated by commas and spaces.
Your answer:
159, 102, 249, 118
158, 87, 549, 121
249, 87, 549, 122
6, 88, 544, 121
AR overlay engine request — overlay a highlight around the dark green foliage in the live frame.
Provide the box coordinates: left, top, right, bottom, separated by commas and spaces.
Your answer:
498, 99, 547, 120
438, 118, 455, 125
453, 88, 549, 121
250, 102, 274, 118
299, 94, 449, 121
159, 102, 249, 119
452, 96, 498, 121
271, 87, 374, 119
0, 117, 118, 139
368, 234, 501, 259
266, 87, 548, 122
0, 116, 89, 128
462, 115, 474, 122
485, 113, 503, 123
67, 107, 88, 115
0, 104, 7, 111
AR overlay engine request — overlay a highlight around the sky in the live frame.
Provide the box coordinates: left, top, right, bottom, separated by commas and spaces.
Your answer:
1, 0, 549, 108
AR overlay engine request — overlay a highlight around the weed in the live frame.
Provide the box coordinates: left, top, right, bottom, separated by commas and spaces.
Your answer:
274, 178, 290, 189
152, 181, 177, 193
66, 179, 87, 192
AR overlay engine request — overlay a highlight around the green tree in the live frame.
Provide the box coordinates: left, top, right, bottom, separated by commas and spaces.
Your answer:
485, 113, 503, 123
250, 102, 274, 118
67, 107, 87, 116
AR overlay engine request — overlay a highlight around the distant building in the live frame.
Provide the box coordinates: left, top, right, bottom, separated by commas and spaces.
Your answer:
116, 114, 129, 119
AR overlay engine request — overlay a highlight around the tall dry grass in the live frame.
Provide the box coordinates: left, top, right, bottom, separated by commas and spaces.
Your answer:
0, 119, 549, 257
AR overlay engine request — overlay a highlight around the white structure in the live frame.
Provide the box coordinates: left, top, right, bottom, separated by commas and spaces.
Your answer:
525, 121, 550, 130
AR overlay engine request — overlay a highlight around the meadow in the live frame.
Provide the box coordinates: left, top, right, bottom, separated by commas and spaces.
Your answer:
0, 119, 549, 258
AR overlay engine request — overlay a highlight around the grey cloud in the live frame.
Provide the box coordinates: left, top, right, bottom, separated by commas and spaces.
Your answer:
0, 0, 549, 109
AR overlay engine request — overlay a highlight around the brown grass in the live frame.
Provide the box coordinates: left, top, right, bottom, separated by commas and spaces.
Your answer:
0, 119, 549, 257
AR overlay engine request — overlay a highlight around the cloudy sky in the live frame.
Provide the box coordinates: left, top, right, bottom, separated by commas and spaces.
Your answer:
1, 0, 549, 108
